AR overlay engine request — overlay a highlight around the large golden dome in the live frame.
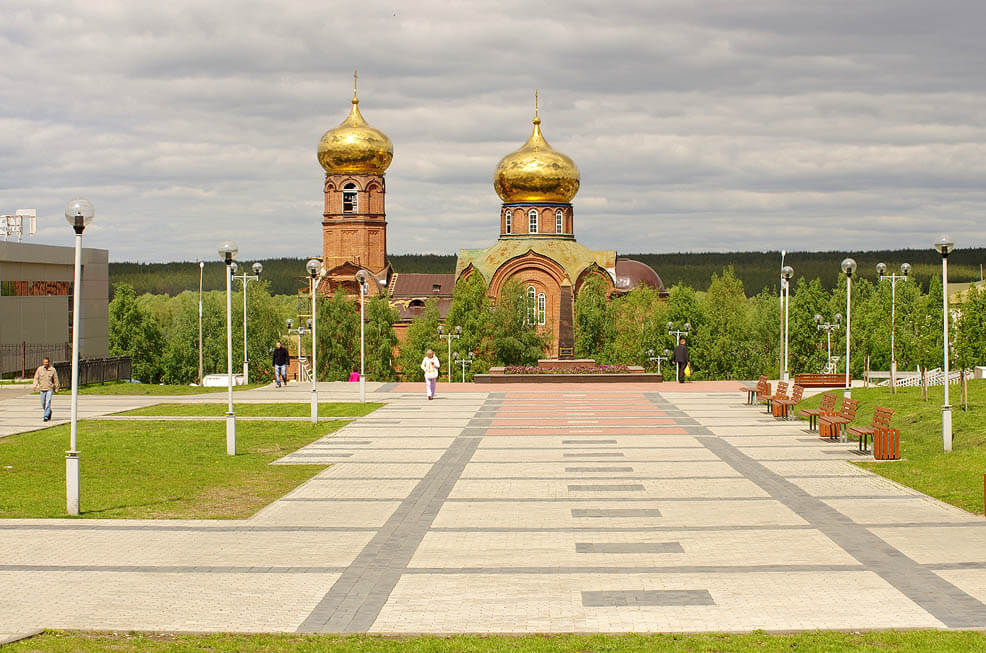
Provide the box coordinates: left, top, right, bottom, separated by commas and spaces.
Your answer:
317, 95, 393, 175
494, 115, 580, 203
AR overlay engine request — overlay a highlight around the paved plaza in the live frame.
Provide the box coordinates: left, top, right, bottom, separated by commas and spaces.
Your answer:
1, 382, 986, 636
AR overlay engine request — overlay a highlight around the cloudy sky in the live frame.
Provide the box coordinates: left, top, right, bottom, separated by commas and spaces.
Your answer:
1, 0, 984, 262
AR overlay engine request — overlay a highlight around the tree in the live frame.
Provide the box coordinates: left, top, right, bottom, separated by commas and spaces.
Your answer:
954, 285, 986, 410
602, 285, 668, 366
313, 290, 359, 382
364, 295, 399, 381
574, 276, 610, 359
696, 267, 750, 380
487, 280, 549, 366
108, 283, 165, 383
395, 299, 443, 382
445, 275, 494, 380
788, 278, 830, 375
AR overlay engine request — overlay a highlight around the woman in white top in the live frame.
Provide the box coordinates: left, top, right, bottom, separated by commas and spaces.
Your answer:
420, 349, 440, 400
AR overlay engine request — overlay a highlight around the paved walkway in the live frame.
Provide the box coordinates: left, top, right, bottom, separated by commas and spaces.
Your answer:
1, 383, 985, 634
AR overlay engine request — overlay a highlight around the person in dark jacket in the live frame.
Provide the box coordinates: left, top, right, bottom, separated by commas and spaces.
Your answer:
272, 341, 290, 387
671, 337, 689, 383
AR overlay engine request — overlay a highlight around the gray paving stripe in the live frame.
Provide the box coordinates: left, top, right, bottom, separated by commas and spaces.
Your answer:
0, 564, 347, 573
563, 452, 626, 458
575, 542, 684, 554
567, 484, 647, 492
281, 453, 354, 458
572, 508, 663, 518
374, 382, 399, 393
280, 498, 403, 502
565, 466, 634, 472
297, 394, 497, 633
314, 441, 373, 445
404, 564, 862, 575
430, 525, 818, 532
445, 497, 774, 503
562, 439, 618, 444
583, 590, 715, 606
699, 436, 986, 629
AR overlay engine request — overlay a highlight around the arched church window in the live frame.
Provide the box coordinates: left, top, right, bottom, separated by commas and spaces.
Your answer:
528, 209, 538, 233
526, 285, 537, 324
537, 292, 546, 325
343, 182, 358, 213
555, 209, 564, 233
504, 210, 512, 234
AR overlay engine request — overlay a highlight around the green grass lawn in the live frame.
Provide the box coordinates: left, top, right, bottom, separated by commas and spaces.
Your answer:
10, 630, 986, 652
0, 420, 343, 519
78, 381, 268, 395
796, 379, 986, 514
115, 402, 384, 418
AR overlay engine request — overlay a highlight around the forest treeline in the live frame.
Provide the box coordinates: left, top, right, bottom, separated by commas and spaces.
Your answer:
109, 249, 985, 298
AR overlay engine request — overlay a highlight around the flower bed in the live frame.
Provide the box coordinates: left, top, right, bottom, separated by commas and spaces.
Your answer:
503, 364, 631, 375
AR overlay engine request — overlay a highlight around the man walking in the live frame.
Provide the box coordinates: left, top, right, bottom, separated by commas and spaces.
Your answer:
33, 357, 60, 422
272, 341, 290, 388
671, 337, 689, 384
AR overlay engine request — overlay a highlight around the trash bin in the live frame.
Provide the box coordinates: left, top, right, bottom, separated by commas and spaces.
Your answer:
873, 426, 900, 460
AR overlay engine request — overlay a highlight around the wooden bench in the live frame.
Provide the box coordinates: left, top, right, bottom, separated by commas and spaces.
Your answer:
739, 376, 768, 405
794, 373, 851, 388
798, 392, 836, 432
818, 397, 859, 442
772, 384, 804, 419
848, 406, 895, 453
763, 381, 788, 413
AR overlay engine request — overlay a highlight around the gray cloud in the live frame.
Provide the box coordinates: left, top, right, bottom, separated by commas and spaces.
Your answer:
1, 0, 984, 262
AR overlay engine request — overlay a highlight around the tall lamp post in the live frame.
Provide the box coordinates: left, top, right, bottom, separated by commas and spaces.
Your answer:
306, 259, 321, 423
877, 262, 910, 392
667, 321, 691, 381
64, 198, 94, 516
286, 318, 307, 384
438, 325, 461, 384
232, 262, 262, 383
841, 258, 857, 399
218, 241, 238, 455
198, 261, 204, 385
814, 313, 841, 372
355, 270, 370, 404
646, 348, 671, 377
453, 350, 474, 383
781, 265, 794, 381
779, 250, 786, 380
934, 235, 954, 452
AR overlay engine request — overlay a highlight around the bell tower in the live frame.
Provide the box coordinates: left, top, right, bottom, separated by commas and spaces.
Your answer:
316, 72, 393, 277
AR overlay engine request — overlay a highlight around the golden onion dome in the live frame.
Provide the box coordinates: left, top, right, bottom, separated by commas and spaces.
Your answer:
317, 94, 393, 175
494, 115, 580, 203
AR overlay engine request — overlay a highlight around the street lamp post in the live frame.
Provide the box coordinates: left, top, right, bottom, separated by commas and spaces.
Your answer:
877, 262, 910, 392
841, 258, 857, 401
814, 313, 842, 372
453, 351, 474, 383
934, 235, 955, 452
218, 241, 238, 455
781, 265, 794, 381
198, 261, 204, 385
646, 348, 671, 377
64, 198, 94, 515
232, 262, 263, 384
306, 259, 321, 423
779, 250, 786, 381
667, 321, 691, 382
438, 325, 461, 384
355, 270, 370, 403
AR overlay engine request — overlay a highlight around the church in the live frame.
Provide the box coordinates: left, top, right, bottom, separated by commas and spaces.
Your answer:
313, 82, 665, 359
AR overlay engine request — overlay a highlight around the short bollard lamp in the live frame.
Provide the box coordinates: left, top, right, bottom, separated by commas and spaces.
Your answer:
64, 198, 95, 516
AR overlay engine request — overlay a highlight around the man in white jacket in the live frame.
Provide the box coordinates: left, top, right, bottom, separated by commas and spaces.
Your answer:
420, 349, 440, 400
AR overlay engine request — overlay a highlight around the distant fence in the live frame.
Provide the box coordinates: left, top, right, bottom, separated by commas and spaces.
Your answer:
52, 357, 132, 388
0, 342, 71, 377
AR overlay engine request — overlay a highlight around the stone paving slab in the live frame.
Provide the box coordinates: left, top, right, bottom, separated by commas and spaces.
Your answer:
2, 384, 986, 634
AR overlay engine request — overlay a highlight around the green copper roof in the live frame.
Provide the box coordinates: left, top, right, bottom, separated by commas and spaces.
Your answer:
456, 237, 616, 286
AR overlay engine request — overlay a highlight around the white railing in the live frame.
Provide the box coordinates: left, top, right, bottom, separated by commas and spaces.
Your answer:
297, 356, 312, 384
